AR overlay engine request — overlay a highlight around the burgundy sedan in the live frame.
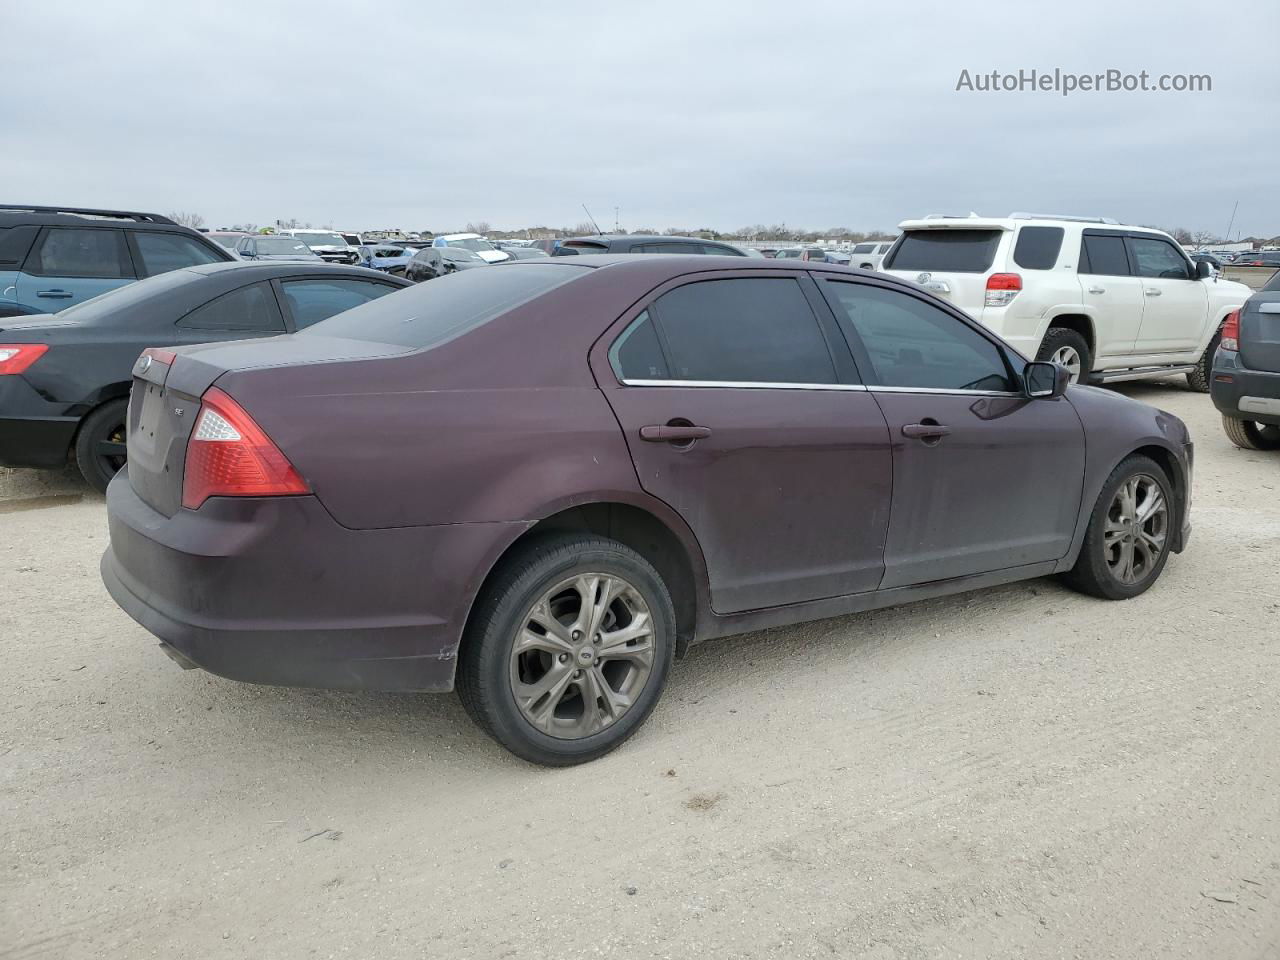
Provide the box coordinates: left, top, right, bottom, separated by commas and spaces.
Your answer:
102, 256, 1193, 765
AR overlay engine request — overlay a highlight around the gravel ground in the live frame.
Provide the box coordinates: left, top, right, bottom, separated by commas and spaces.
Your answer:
2, 380, 1277, 960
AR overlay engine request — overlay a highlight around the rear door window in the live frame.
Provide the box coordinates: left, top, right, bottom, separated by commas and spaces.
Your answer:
176, 281, 286, 332
1080, 234, 1131, 275
26, 228, 131, 278
883, 229, 1002, 273
699, 243, 745, 256
823, 280, 1015, 392
132, 231, 225, 276
649, 277, 837, 383
609, 310, 670, 380
1012, 226, 1065, 269
279, 278, 401, 329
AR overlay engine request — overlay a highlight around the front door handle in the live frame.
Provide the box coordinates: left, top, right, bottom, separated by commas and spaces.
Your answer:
1087, 285, 1105, 294
640, 424, 711, 443
36, 289, 73, 298
1145, 288, 1162, 296
902, 422, 951, 441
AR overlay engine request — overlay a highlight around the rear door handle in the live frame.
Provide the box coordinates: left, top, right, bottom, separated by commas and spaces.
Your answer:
36, 289, 73, 298
1145, 288, 1162, 296
640, 424, 711, 442
902, 422, 951, 440
1087, 286, 1105, 294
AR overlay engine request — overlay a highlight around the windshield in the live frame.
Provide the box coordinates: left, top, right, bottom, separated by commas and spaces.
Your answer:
305, 264, 589, 349
444, 248, 486, 262
259, 237, 315, 255
447, 236, 497, 253
373, 247, 405, 258
294, 232, 347, 248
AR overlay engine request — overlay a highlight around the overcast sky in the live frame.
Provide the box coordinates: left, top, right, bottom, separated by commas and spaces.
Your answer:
6, 1, 1276, 238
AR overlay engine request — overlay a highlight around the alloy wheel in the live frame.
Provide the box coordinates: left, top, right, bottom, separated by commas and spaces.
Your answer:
508, 573, 655, 739
97, 421, 128, 477
1103, 474, 1168, 584
1051, 345, 1083, 382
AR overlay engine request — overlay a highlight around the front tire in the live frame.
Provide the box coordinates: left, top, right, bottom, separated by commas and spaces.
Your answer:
456, 535, 677, 766
1221, 415, 1280, 450
74, 399, 128, 493
1061, 454, 1175, 600
1185, 329, 1221, 392
1037, 327, 1092, 384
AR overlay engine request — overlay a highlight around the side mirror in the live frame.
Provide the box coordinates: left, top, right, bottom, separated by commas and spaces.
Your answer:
1024, 360, 1070, 398
1195, 259, 1214, 280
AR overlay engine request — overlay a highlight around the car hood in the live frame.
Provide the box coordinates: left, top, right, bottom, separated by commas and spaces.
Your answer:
474, 250, 511, 263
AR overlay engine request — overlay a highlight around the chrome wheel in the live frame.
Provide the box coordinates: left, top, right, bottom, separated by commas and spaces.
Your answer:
508, 573, 655, 740
1051, 345, 1083, 382
1103, 474, 1168, 584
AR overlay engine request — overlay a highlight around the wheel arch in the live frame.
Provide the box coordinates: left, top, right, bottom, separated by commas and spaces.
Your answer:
458, 496, 710, 661
1039, 311, 1097, 356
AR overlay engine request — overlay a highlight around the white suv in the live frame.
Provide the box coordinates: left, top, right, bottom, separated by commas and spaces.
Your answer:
849, 240, 895, 271
880, 213, 1250, 389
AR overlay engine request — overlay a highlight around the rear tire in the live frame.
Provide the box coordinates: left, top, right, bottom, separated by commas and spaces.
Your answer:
1061, 454, 1175, 601
1185, 329, 1221, 392
456, 534, 677, 766
1037, 327, 1092, 384
1221, 415, 1280, 450
74, 399, 129, 494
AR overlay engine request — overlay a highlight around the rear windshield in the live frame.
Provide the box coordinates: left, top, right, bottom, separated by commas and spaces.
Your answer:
884, 229, 1002, 273
302, 263, 589, 349
57, 268, 193, 319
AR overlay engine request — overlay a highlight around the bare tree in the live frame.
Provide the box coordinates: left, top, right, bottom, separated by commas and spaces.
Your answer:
1168, 227, 1194, 245
464, 221, 492, 235
1191, 229, 1218, 249
168, 211, 205, 229
571, 221, 599, 236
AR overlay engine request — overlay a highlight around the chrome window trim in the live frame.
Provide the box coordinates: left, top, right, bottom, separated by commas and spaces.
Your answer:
620, 379, 867, 391
619, 379, 1024, 398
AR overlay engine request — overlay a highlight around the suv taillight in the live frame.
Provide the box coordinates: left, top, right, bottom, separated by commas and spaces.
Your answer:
182, 387, 310, 510
985, 273, 1022, 307
1220, 310, 1240, 352
0, 343, 49, 375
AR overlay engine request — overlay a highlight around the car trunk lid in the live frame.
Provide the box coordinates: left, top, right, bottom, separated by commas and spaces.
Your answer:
880, 224, 1011, 317
127, 334, 410, 516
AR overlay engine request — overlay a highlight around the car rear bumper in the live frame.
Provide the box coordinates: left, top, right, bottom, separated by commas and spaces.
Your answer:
101, 470, 527, 693
1211, 349, 1280, 426
0, 376, 78, 468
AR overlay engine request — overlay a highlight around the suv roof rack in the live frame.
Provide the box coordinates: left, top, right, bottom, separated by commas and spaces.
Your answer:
1009, 212, 1119, 225
0, 204, 177, 225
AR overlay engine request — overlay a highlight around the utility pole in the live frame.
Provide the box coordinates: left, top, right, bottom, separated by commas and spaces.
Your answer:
1224, 200, 1238, 245
614, 207, 620, 232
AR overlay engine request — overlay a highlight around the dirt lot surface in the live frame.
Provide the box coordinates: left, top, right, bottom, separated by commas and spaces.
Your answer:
2, 380, 1278, 960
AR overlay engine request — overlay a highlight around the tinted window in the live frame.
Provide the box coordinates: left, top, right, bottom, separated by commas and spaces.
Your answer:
0, 225, 39, 265
133, 231, 225, 276
824, 281, 1014, 391
1080, 234, 1130, 276
883, 229, 1001, 273
609, 310, 669, 380
29, 228, 130, 278
177, 282, 285, 332
557, 241, 607, 256
1263, 270, 1280, 292
652, 278, 836, 384
851, 243, 876, 254
304, 263, 589, 349
1129, 237, 1192, 279
1012, 226, 1064, 269
633, 243, 692, 254
281, 278, 399, 329
700, 244, 745, 256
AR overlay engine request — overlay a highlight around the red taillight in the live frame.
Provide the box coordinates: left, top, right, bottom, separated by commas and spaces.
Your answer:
1220, 310, 1240, 352
984, 273, 1022, 307
0, 343, 49, 375
181, 387, 310, 510
142, 347, 177, 366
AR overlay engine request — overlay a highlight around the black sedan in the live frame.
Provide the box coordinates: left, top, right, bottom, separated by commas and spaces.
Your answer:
0, 262, 410, 490
404, 246, 489, 282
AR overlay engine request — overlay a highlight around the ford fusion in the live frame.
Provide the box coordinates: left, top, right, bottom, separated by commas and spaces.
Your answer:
101, 256, 1194, 765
